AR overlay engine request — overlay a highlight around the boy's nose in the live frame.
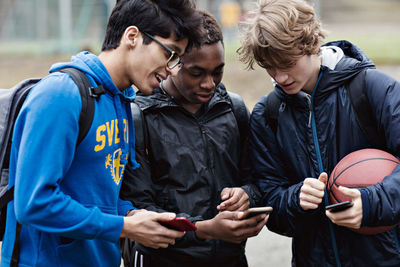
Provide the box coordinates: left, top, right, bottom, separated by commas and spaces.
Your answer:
274, 71, 289, 84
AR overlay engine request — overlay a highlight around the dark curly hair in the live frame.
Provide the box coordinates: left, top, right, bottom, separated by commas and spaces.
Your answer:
199, 10, 224, 46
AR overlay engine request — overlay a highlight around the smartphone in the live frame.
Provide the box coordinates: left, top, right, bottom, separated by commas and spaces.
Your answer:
242, 207, 273, 219
161, 217, 197, 231
326, 201, 353, 213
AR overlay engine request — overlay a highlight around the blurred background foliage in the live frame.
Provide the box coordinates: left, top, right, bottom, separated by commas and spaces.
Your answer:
1, 0, 400, 63
1, 0, 400, 109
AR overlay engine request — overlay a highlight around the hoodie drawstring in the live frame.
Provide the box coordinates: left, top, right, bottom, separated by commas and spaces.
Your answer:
113, 94, 129, 165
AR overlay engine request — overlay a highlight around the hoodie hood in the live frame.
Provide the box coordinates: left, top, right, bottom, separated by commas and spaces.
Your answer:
50, 51, 136, 101
50, 51, 138, 167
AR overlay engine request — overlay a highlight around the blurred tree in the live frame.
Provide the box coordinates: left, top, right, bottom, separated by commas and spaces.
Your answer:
0, 0, 15, 38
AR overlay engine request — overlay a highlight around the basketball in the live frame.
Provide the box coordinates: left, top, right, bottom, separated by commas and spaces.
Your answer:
327, 148, 399, 234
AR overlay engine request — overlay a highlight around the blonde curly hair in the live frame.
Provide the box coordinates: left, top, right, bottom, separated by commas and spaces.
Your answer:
238, 0, 327, 70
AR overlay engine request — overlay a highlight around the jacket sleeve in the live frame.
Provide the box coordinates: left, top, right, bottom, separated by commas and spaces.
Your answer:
120, 138, 204, 246
120, 120, 203, 224
236, 104, 263, 207
12, 74, 123, 243
359, 69, 400, 227
249, 96, 317, 237
120, 147, 166, 213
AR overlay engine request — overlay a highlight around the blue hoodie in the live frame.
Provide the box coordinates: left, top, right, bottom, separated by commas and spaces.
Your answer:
1, 51, 140, 267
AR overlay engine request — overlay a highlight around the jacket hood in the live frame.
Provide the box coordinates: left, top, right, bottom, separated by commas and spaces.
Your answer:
316, 40, 375, 94
50, 51, 136, 101
135, 83, 230, 111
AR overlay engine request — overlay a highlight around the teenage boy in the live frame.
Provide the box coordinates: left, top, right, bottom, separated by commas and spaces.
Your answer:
121, 10, 267, 267
0, 0, 203, 266
238, 0, 400, 266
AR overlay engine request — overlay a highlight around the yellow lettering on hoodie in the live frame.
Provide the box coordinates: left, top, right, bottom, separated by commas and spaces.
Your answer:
115, 119, 120, 144
95, 119, 129, 152
123, 119, 129, 143
106, 120, 114, 146
94, 124, 106, 152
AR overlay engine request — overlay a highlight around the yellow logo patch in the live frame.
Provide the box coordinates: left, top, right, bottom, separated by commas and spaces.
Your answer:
105, 148, 128, 185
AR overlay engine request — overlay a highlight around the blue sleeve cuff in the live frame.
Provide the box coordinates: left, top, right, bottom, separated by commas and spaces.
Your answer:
96, 213, 125, 243
360, 189, 370, 226
118, 198, 136, 216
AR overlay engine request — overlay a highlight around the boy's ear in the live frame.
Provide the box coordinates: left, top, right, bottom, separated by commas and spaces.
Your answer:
122, 26, 140, 48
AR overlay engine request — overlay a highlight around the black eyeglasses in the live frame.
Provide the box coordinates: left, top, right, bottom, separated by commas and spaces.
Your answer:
142, 32, 183, 70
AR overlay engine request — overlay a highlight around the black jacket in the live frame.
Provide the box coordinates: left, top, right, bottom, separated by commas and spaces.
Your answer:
251, 41, 400, 266
121, 84, 260, 265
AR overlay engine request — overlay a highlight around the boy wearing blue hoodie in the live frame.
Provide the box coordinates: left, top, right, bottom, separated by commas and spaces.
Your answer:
238, 0, 400, 266
0, 0, 202, 266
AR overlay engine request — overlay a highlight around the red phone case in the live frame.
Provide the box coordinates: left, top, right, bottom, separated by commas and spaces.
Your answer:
161, 217, 197, 231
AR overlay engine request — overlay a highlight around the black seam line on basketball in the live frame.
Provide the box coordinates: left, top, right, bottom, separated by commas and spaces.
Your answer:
332, 191, 341, 203
332, 157, 399, 187
327, 169, 333, 194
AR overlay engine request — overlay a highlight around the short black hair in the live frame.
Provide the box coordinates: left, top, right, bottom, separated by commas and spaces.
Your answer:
199, 10, 224, 46
102, 0, 203, 51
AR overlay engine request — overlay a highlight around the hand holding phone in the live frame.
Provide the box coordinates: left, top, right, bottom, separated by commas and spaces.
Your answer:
242, 207, 273, 219
326, 201, 353, 213
160, 217, 197, 231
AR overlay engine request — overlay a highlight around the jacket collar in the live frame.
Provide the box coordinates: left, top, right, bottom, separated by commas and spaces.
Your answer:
135, 83, 231, 112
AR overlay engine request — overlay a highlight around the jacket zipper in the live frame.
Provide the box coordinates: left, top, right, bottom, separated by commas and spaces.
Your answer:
306, 94, 312, 128
197, 103, 233, 258
198, 121, 218, 257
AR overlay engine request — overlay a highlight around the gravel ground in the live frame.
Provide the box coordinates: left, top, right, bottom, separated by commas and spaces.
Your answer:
246, 227, 292, 266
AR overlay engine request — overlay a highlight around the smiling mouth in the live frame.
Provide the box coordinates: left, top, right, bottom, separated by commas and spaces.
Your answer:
155, 74, 163, 83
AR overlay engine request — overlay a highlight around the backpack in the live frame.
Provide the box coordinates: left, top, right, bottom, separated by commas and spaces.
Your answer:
0, 67, 105, 266
265, 69, 386, 149
227, 91, 250, 148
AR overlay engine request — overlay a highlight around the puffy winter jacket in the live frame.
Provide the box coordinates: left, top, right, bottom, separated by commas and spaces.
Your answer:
121, 84, 261, 265
250, 40, 400, 266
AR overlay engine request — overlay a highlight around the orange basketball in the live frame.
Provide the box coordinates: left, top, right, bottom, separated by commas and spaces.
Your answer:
327, 149, 399, 234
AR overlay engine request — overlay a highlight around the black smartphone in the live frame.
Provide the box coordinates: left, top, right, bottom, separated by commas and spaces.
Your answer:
242, 207, 273, 219
161, 217, 197, 231
326, 201, 353, 213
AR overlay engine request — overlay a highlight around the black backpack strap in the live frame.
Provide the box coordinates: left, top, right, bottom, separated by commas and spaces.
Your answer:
0, 187, 14, 239
58, 67, 105, 145
0, 187, 14, 209
265, 90, 281, 135
227, 91, 250, 146
10, 222, 21, 267
346, 69, 385, 148
131, 102, 147, 151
